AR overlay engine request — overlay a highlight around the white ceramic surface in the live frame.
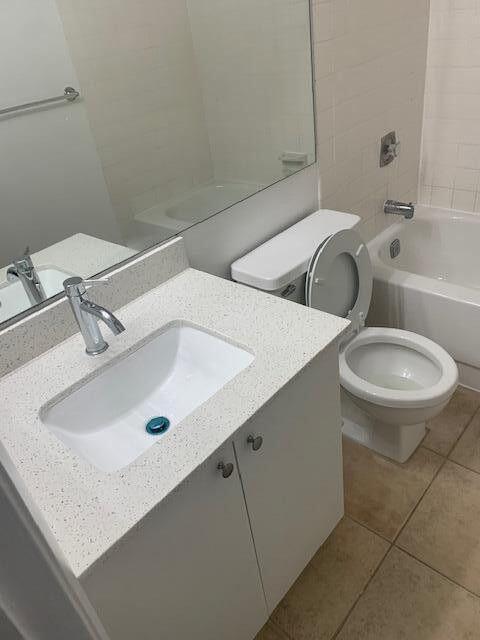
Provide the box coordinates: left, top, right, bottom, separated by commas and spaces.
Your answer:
368, 205, 480, 389
232, 211, 458, 462
0, 267, 74, 323
339, 328, 457, 463
231, 210, 359, 291
339, 327, 458, 412
41, 324, 254, 472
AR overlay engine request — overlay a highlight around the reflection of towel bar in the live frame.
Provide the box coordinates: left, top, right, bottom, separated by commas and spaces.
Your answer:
0, 86, 80, 117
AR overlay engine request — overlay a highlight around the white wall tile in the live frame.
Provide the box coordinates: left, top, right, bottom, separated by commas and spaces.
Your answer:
419, 0, 480, 213
312, 0, 429, 232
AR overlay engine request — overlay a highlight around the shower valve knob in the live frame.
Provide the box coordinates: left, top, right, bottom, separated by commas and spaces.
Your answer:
387, 141, 401, 158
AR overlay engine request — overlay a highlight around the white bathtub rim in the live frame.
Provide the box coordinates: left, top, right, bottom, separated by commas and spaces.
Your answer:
368, 208, 480, 309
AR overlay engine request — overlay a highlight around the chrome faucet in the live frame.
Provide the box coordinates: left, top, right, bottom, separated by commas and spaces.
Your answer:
384, 200, 415, 219
7, 248, 46, 305
63, 277, 125, 356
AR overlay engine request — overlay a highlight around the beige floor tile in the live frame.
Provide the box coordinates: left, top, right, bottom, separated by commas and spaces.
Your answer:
423, 387, 480, 456
343, 438, 443, 540
450, 408, 480, 473
336, 547, 480, 640
270, 517, 389, 640
398, 461, 480, 595
255, 622, 289, 640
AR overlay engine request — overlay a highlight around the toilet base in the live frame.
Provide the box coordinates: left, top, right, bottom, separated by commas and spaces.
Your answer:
341, 392, 426, 463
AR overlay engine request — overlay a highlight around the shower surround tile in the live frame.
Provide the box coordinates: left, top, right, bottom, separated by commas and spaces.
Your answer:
419, 0, 480, 211
313, 0, 429, 234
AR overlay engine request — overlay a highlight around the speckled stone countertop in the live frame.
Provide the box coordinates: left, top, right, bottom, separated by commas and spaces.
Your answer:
0, 268, 348, 578
0, 233, 136, 283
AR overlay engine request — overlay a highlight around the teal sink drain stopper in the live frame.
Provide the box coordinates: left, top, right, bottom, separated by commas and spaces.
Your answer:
146, 416, 170, 435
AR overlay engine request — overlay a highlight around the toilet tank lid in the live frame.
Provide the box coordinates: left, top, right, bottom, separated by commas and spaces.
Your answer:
231, 210, 360, 291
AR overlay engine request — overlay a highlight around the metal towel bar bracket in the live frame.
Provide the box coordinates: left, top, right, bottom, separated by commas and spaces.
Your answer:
0, 86, 80, 117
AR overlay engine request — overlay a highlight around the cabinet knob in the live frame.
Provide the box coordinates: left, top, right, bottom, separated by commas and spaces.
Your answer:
247, 434, 263, 452
217, 461, 234, 478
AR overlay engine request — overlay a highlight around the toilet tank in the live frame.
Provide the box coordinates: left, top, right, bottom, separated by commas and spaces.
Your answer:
231, 210, 360, 304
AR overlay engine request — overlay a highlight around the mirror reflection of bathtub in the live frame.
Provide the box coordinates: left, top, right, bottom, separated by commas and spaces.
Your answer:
368, 205, 480, 390
135, 181, 265, 232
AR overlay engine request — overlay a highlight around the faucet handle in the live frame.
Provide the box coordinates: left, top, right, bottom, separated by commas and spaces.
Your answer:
64, 277, 109, 297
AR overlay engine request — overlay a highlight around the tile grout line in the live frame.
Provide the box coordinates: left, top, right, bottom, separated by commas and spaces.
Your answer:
266, 396, 480, 640
268, 619, 295, 640
446, 456, 480, 477
331, 542, 393, 640
392, 404, 480, 546
397, 546, 480, 601
345, 513, 392, 545
444, 404, 480, 458
329, 401, 480, 639
391, 454, 448, 546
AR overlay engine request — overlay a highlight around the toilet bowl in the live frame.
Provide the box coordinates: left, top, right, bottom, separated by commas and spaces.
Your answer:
339, 327, 458, 462
231, 209, 459, 462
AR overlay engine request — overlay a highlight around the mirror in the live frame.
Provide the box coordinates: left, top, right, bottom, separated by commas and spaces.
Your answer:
0, 0, 315, 326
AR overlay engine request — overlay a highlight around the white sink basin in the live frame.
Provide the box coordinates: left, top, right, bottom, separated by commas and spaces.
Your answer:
0, 267, 74, 322
41, 323, 254, 472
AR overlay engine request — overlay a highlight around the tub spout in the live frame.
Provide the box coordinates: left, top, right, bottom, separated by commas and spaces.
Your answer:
384, 200, 415, 219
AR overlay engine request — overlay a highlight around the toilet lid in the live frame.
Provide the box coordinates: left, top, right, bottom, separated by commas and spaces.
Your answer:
306, 229, 372, 333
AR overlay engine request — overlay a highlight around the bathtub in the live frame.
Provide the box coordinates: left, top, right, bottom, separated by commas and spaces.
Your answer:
135, 180, 263, 232
368, 205, 480, 390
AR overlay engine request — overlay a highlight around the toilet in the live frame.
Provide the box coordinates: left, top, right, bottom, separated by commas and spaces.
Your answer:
231, 210, 458, 463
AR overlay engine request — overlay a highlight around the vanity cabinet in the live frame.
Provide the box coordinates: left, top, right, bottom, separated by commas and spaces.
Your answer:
81, 442, 268, 640
234, 343, 344, 612
82, 346, 344, 639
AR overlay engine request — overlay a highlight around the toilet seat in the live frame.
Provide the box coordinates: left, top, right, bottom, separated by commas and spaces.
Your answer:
306, 229, 372, 334
339, 327, 458, 409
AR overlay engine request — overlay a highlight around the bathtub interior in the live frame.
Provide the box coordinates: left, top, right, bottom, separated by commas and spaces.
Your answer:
373, 208, 480, 290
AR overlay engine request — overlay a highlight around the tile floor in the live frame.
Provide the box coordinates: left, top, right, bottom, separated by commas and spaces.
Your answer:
256, 386, 480, 640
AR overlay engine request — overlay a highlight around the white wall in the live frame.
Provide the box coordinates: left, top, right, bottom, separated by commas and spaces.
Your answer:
185, 0, 431, 277
186, 0, 315, 186
183, 164, 318, 277
0, 1, 120, 267
312, 0, 430, 241
419, 0, 480, 212
56, 0, 214, 230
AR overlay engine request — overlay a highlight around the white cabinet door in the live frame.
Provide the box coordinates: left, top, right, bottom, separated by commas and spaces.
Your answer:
82, 443, 267, 640
234, 344, 344, 612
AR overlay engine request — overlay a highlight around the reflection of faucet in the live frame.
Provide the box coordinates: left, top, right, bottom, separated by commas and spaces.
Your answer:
7, 247, 46, 305
384, 200, 415, 219
64, 277, 125, 356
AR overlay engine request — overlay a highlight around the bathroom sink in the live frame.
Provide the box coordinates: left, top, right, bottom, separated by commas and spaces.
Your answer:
0, 267, 74, 322
40, 323, 254, 472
